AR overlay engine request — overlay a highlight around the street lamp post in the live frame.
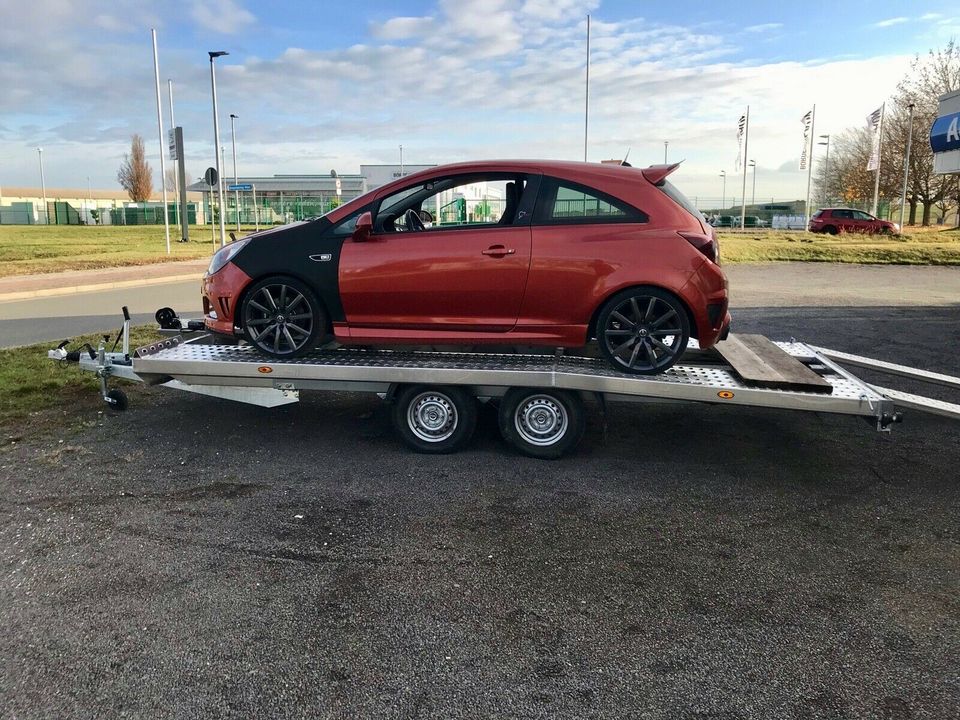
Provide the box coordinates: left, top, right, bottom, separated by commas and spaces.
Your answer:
37, 147, 47, 224
899, 104, 915, 228
664, 141, 669, 164
748, 160, 756, 209
817, 134, 830, 205
399, 144, 404, 177
86, 176, 92, 223
208, 50, 229, 247
719, 170, 726, 212
230, 113, 240, 232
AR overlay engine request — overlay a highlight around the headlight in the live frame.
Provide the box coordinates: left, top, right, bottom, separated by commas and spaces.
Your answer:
208, 238, 251, 274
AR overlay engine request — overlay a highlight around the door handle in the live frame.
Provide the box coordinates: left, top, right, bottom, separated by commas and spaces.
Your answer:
482, 245, 516, 257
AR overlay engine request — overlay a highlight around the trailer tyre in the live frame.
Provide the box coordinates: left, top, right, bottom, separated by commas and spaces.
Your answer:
105, 388, 128, 412
393, 385, 478, 454
499, 389, 585, 459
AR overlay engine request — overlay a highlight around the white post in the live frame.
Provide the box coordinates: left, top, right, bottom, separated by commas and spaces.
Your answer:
804, 104, 816, 227
209, 51, 229, 247
750, 160, 757, 207
663, 141, 668, 164
583, 14, 590, 162
38, 147, 47, 224
720, 171, 726, 211
168, 79, 180, 233
899, 103, 914, 227
740, 105, 750, 229
399, 144, 403, 176
230, 114, 239, 232
151, 29, 171, 254
252, 184, 259, 231
871, 102, 885, 217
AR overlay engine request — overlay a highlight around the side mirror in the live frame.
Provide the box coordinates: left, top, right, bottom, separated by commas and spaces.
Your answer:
352, 211, 373, 242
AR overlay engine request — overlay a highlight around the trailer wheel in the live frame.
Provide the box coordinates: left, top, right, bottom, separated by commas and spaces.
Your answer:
392, 385, 478, 454
499, 389, 585, 459
105, 388, 128, 412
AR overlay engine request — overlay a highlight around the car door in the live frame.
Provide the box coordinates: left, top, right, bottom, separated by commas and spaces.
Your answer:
852, 210, 876, 233
338, 173, 536, 332
832, 209, 854, 232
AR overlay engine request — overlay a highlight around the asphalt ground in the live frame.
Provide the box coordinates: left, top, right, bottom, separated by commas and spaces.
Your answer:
2, 305, 959, 719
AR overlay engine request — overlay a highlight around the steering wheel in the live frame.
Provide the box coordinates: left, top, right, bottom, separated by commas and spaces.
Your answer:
404, 209, 425, 232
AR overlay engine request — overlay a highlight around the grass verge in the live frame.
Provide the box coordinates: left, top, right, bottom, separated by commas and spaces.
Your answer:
0, 325, 161, 430
0, 225, 261, 277
717, 226, 960, 265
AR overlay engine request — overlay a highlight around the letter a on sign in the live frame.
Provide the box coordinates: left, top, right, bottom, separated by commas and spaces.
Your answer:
949, 116, 960, 144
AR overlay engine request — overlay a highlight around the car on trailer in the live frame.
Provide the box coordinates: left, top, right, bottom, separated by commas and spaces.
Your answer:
202, 160, 730, 375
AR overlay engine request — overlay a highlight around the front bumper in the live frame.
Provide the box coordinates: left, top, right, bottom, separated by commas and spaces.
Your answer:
202, 262, 252, 336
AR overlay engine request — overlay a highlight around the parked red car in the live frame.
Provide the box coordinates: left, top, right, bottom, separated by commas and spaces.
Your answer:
809, 208, 900, 235
202, 160, 730, 375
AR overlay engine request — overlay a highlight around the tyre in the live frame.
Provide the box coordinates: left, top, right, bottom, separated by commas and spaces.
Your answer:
240, 275, 325, 358
392, 385, 478, 454
823, 225, 838, 235
105, 388, 128, 412
596, 286, 690, 375
499, 388, 585, 459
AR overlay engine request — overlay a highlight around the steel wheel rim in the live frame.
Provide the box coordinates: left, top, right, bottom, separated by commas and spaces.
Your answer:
245, 283, 314, 355
515, 395, 567, 446
407, 392, 458, 443
603, 295, 684, 372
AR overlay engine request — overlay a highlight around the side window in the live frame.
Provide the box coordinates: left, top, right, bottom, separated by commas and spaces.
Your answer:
375, 173, 534, 232
853, 210, 872, 220
535, 178, 646, 225
834, 209, 853, 219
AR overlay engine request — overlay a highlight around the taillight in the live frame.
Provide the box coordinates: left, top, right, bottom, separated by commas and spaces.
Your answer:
679, 231, 718, 264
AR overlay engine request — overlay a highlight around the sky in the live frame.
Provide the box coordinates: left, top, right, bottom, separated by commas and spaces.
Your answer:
0, 0, 957, 203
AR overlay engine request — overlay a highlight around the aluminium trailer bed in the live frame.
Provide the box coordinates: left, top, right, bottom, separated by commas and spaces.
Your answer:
48, 308, 960, 458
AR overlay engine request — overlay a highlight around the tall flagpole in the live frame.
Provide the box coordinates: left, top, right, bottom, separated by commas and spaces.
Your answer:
805, 104, 816, 227
151, 29, 171, 254
584, 14, 590, 162
740, 105, 749, 229
871, 102, 885, 217
167, 79, 180, 234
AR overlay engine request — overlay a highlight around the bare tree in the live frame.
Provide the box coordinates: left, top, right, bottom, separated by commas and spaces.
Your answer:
164, 167, 177, 192
117, 134, 153, 202
888, 41, 960, 225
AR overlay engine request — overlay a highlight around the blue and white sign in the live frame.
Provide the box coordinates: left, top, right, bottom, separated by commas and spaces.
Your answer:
930, 111, 960, 153
228, 183, 253, 191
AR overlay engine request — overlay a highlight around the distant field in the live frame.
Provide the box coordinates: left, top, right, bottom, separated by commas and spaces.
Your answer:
1, 223, 959, 278
718, 225, 960, 265
0, 225, 252, 277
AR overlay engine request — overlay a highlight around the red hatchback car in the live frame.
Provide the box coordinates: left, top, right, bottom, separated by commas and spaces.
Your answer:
202, 160, 730, 374
809, 208, 900, 235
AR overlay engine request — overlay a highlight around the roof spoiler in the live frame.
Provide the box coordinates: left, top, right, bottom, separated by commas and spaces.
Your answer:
641, 162, 682, 185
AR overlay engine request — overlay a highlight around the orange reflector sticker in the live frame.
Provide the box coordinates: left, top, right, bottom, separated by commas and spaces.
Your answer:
717, 390, 734, 399
257, 366, 273, 374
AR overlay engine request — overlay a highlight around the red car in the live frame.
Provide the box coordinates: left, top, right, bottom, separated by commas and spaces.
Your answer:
203, 160, 730, 375
809, 208, 900, 235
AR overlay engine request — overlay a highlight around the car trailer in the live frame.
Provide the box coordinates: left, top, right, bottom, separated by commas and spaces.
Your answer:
48, 307, 960, 459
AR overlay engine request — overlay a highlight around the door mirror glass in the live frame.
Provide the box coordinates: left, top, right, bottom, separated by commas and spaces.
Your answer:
352, 211, 373, 242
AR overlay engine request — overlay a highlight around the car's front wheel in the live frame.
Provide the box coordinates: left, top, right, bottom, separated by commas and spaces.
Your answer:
596, 287, 690, 375
240, 275, 325, 358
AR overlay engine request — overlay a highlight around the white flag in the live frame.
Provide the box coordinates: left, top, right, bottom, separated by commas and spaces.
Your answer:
735, 113, 746, 171
799, 109, 813, 170
866, 105, 883, 171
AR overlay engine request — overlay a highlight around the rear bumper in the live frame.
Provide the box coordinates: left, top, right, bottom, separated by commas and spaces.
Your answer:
202, 262, 252, 336
682, 260, 729, 350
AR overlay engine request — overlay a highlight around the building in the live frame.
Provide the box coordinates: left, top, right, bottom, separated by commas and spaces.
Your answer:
185, 164, 437, 224
0, 186, 203, 225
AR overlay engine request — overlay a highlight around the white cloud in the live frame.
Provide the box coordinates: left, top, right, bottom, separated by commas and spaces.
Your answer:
872, 17, 909, 28
744, 23, 783, 33
372, 16, 434, 40
191, 0, 255, 35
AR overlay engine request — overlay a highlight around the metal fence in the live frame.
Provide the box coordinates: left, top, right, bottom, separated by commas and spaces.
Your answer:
0, 202, 198, 226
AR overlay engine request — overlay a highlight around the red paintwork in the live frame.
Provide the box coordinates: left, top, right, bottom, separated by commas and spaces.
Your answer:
809, 208, 899, 234
202, 261, 251, 335
204, 159, 730, 350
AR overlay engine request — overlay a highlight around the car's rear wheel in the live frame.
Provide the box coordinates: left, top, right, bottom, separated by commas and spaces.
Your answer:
240, 275, 324, 358
392, 385, 478, 454
499, 388, 585, 459
823, 225, 838, 235
596, 287, 690, 375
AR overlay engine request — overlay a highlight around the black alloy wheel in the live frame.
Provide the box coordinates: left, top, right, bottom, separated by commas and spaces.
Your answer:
241, 275, 325, 358
596, 287, 690, 375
